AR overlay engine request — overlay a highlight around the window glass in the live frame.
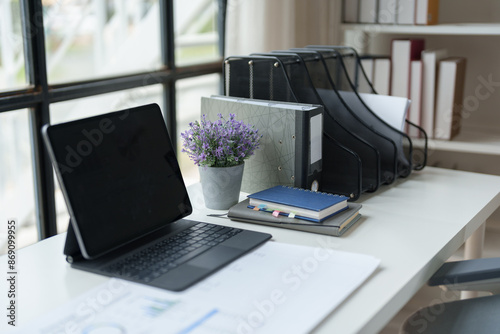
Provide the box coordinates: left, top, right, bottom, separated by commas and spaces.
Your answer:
176, 73, 221, 184
0, 0, 27, 90
43, 0, 161, 84
0, 0, 224, 247
50, 85, 164, 230
174, 0, 220, 66
0, 109, 36, 254
50, 85, 163, 124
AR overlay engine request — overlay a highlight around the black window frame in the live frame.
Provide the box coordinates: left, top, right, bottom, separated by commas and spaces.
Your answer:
0, 0, 227, 240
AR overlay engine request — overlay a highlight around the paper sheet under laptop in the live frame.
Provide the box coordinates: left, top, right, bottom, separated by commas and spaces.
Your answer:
17, 242, 379, 333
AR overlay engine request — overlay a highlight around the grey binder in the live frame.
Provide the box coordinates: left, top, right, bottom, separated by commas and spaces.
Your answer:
201, 95, 323, 194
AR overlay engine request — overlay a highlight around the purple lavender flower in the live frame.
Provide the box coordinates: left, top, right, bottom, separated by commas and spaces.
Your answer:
180, 113, 262, 167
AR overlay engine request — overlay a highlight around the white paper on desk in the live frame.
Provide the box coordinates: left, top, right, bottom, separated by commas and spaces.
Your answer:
16, 242, 379, 334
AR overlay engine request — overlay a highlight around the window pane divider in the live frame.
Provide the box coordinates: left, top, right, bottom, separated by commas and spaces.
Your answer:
48, 62, 221, 103
1, 0, 226, 242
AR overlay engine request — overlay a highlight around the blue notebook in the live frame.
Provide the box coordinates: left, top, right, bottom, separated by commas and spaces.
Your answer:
247, 186, 348, 222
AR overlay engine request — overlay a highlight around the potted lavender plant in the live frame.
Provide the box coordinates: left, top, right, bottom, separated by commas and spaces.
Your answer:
181, 113, 261, 209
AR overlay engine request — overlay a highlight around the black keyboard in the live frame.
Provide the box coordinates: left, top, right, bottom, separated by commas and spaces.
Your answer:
103, 223, 242, 283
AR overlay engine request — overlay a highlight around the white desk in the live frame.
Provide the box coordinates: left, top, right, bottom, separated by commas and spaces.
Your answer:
2, 167, 500, 333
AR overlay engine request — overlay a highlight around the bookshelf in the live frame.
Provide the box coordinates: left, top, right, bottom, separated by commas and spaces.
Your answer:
412, 127, 500, 155
341, 23, 500, 36
339, 1, 500, 174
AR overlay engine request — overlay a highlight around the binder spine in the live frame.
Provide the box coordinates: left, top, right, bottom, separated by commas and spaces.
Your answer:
294, 108, 323, 191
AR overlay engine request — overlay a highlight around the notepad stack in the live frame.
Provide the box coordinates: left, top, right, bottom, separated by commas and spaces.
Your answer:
246, 185, 349, 222
227, 186, 361, 236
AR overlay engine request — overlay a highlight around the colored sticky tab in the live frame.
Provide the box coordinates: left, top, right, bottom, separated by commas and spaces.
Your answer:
288, 212, 296, 219
258, 204, 267, 210
272, 210, 280, 218
252, 206, 260, 211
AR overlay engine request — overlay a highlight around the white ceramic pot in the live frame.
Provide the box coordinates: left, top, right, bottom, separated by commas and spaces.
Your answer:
199, 162, 244, 210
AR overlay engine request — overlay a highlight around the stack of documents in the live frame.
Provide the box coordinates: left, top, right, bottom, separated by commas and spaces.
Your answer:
15, 242, 379, 333
228, 185, 361, 237
229, 199, 362, 237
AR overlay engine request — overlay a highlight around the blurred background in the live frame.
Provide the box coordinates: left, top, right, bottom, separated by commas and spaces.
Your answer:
0, 0, 223, 253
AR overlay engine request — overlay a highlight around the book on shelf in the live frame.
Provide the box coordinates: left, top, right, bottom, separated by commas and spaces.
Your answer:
421, 49, 447, 138
408, 59, 423, 137
358, 55, 375, 93
373, 57, 391, 95
359, 0, 378, 23
343, 0, 438, 25
228, 199, 362, 237
247, 185, 349, 223
415, 0, 439, 25
358, 54, 390, 95
378, 0, 397, 24
397, 0, 416, 25
390, 39, 425, 98
343, 0, 359, 23
434, 57, 467, 140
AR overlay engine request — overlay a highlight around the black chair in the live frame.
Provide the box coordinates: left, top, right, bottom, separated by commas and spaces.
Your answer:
401, 257, 500, 333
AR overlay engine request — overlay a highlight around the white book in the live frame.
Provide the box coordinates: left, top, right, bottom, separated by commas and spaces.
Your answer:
344, 0, 360, 23
416, 0, 439, 25
358, 57, 374, 93
415, 0, 428, 24
390, 39, 424, 98
397, 0, 416, 24
391, 40, 410, 97
378, 0, 397, 24
434, 57, 466, 140
420, 49, 447, 138
408, 60, 422, 137
359, 0, 378, 23
373, 58, 391, 95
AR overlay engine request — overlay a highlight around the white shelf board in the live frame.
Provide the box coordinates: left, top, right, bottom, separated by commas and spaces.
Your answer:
341, 23, 500, 36
412, 127, 500, 155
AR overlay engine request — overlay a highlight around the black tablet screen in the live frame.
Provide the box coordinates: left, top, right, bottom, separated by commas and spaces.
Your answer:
44, 104, 192, 259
